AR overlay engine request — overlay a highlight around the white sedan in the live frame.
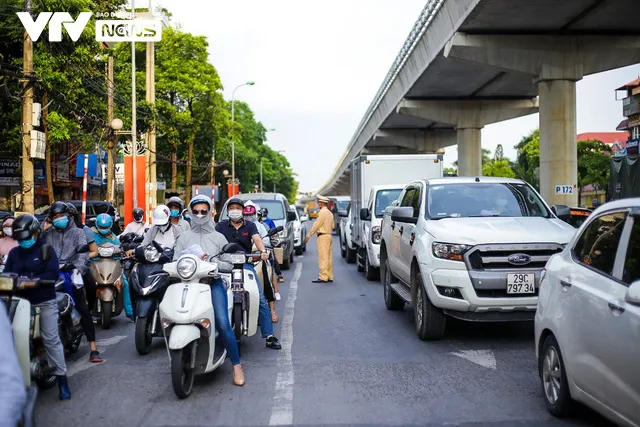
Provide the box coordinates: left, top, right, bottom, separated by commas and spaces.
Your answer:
535, 198, 640, 427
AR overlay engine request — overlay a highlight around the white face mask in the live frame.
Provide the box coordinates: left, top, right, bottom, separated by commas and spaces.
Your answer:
228, 210, 243, 221
2, 227, 11, 237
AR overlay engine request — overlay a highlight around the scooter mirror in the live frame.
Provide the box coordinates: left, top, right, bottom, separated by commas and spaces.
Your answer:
222, 243, 239, 254
40, 244, 53, 263
268, 226, 283, 237
76, 244, 90, 254
133, 235, 144, 243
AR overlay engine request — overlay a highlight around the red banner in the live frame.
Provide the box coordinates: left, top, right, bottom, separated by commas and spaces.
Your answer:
227, 183, 239, 197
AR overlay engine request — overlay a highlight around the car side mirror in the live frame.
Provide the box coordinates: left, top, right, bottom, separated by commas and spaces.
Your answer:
337, 209, 347, 218
551, 205, 571, 221
391, 207, 417, 224
360, 208, 370, 221
287, 211, 297, 222
301, 215, 309, 222
222, 243, 239, 254
40, 244, 53, 263
269, 226, 284, 236
76, 244, 89, 254
626, 281, 640, 305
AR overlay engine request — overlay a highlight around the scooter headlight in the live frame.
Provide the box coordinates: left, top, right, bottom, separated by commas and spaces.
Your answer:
144, 245, 160, 262
177, 257, 197, 280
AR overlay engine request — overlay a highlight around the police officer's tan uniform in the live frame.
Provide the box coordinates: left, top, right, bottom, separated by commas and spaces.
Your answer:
305, 196, 334, 282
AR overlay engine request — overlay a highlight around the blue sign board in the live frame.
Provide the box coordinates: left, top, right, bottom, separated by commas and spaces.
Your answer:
75, 154, 99, 177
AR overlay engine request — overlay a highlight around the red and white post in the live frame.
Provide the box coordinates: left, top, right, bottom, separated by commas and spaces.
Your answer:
81, 154, 89, 224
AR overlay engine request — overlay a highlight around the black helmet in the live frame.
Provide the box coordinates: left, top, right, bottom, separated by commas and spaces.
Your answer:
48, 201, 69, 219
167, 196, 184, 211
65, 203, 81, 227
133, 207, 144, 222
227, 197, 244, 209
12, 214, 40, 241
261, 207, 269, 217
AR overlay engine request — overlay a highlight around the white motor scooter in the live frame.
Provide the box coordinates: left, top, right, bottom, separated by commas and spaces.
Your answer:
159, 242, 257, 399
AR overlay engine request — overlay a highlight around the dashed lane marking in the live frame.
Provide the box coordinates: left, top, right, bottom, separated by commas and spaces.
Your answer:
450, 349, 497, 369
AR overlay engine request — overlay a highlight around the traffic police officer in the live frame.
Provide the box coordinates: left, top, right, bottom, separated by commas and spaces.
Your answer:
305, 195, 334, 283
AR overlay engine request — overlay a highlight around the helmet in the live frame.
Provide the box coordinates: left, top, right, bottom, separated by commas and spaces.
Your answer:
261, 207, 269, 217
12, 214, 40, 241
132, 207, 144, 222
243, 202, 257, 217
227, 197, 244, 209
153, 205, 171, 226
167, 196, 184, 211
95, 213, 113, 231
48, 201, 69, 219
65, 203, 81, 226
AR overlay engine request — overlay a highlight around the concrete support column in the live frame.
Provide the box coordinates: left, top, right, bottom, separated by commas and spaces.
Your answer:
538, 79, 578, 206
457, 127, 482, 177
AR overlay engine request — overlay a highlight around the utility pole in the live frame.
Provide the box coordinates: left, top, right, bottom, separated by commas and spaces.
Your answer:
131, 5, 138, 209
146, 37, 156, 211
210, 148, 215, 199
260, 159, 263, 192
106, 55, 115, 203
20, 0, 34, 213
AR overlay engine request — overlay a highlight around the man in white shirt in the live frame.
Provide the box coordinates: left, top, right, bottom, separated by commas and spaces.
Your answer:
141, 205, 182, 249
120, 207, 148, 236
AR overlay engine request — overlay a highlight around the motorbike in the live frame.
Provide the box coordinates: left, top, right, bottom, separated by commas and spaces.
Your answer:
90, 241, 124, 329
159, 242, 248, 399
131, 240, 173, 355
54, 276, 84, 354
120, 233, 144, 293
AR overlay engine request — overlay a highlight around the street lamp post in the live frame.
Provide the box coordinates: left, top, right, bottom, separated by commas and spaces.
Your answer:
230, 81, 254, 192
261, 128, 275, 193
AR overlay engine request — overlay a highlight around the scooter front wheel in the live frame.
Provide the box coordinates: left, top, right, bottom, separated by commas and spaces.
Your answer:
135, 316, 153, 355
101, 301, 112, 329
170, 347, 195, 399
233, 303, 242, 342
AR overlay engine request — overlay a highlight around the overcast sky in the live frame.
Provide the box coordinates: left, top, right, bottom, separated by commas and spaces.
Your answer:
161, 0, 640, 193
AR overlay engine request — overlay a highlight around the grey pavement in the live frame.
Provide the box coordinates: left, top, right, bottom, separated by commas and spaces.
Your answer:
36, 234, 612, 427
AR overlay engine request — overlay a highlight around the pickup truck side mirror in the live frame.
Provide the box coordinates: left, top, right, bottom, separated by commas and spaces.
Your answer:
287, 211, 297, 222
626, 281, 640, 305
551, 205, 571, 221
360, 208, 371, 221
391, 207, 417, 224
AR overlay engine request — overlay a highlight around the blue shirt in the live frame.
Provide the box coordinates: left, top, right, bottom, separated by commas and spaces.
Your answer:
215, 220, 259, 253
264, 218, 276, 229
4, 239, 60, 304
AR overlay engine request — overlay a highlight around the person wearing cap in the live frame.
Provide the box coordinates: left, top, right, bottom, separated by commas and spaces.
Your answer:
304, 195, 335, 283
141, 205, 183, 250
0, 216, 18, 260
167, 196, 191, 232
216, 197, 282, 350
174, 195, 245, 385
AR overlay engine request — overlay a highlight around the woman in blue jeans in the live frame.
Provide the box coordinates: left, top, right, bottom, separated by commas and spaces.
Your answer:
172, 195, 244, 386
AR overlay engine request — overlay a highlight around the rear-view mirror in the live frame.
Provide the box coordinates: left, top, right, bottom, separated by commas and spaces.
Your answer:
40, 244, 53, 263
391, 207, 417, 224
120, 233, 134, 243
551, 205, 571, 221
222, 243, 239, 254
269, 226, 284, 236
337, 209, 347, 218
133, 235, 144, 243
86, 217, 96, 227
626, 281, 640, 305
360, 208, 370, 221
300, 214, 309, 222
287, 211, 297, 222
76, 244, 89, 254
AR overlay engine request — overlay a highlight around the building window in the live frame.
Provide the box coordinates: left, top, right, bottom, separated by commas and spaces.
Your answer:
631, 126, 640, 140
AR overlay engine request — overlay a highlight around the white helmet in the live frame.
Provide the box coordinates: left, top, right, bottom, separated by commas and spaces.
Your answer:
153, 204, 170, 226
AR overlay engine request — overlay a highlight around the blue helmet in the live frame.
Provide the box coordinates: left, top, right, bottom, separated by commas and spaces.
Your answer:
95, 213, 113, 235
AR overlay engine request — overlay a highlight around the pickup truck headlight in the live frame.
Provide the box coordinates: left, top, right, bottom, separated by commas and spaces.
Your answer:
432, 242, 471, 262
371, 226, 381, 244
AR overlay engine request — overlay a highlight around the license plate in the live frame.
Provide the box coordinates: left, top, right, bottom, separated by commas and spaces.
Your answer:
506, 273, 535, 294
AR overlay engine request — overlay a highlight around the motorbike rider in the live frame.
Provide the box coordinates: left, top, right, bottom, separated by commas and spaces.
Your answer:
167, 196, 191, 232
120, 207, 148, 236
43, 202, 103, 363
4, 214, 71, 400
257, 207, 285, 288
173, 195, 245, 386
0, 216, 17, 262
244, 201, 278, 323
139, 205, 183, 251
89, 214, 134, 321
0, 299, 27, 424
216, 198, 282, 350
260, 208, 277, 230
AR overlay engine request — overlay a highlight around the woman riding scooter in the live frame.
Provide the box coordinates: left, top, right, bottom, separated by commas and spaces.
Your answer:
173, 195, 245, 386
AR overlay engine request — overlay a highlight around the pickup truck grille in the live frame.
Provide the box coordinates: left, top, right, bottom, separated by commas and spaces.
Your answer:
465, 243, 564, 271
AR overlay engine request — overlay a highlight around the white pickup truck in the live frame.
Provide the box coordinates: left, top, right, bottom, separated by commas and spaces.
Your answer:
380, 176, 576, 340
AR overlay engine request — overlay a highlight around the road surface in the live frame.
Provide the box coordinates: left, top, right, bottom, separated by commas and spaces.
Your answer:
36, 234, 611, 426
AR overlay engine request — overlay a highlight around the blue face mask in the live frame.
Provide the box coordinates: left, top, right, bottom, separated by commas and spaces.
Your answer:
52, 216, 69, 229
98, 228, 110, 236
170, 209, 180, 218
19, 238, 36, 249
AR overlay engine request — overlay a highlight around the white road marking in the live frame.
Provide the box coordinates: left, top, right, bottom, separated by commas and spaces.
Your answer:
67, 335, 127, 377
269, 262, 302, 426
450, 349, 497, 369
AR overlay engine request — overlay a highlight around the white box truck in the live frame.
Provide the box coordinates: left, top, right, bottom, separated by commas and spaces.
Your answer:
349, 154, 444, 277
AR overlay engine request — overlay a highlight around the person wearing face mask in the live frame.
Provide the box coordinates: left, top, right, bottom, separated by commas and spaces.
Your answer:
43, 201, 103, 363
0, 217, 18, 263
480, 191, 512, 216
89, 214, 133, 321
173, 195, 245, 386
216, 198, 282, 350
120, 207, 148, 236
167, 196, 190, 232
4, 214, 72, 400
141, 204, 183, 250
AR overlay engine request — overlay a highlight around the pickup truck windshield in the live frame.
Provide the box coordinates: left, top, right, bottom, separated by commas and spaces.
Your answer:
375, 189, 402, 217
426, 183, 550, 219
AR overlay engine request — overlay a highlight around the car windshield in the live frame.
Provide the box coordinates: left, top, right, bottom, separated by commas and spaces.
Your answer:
253, 201, 285, 220
426, 183, 550, 219
374, 189, 402, 218
336, 200, 349, 210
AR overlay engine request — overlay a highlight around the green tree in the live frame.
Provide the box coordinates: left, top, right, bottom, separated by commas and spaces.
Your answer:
513, 129, 540, 190
482, 144, 516, 177
577, 139, 612, 203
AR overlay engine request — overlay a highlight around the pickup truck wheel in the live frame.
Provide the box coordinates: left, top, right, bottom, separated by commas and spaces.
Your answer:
383, 259, 404, 310
340, 235, 346, 258
414, 274, 446, 340
346, 245, 356, 264
364, 252, 379, 281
